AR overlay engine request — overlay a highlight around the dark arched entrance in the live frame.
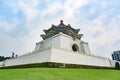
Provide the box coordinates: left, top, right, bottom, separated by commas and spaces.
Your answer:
72, 44, 79, 52
115, 62, 120, 70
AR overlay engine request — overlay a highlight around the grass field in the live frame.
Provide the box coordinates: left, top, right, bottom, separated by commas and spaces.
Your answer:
0, 68, 120, 80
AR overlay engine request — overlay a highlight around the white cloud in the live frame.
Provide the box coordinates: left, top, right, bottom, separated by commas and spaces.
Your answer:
63, 0, 88, 18
0, 20, 19, 33
80, 12, 120, 58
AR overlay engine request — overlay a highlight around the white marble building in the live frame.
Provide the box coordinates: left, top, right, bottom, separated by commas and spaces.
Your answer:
0, 20, 120, 69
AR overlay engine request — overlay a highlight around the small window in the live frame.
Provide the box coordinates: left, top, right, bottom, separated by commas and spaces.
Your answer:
72, 44, 79, 52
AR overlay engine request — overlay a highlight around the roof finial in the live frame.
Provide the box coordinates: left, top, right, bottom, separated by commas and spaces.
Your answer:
60, 20, 63, 24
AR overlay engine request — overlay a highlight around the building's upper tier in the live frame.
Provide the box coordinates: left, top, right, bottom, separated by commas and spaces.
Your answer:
41, 20, 83, 40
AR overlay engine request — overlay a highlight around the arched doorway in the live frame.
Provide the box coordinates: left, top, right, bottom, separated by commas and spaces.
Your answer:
72, 44, 79, 52
115, 62, 120, 70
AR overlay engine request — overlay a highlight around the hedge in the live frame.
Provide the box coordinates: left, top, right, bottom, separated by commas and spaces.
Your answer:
0, 62, 115, 69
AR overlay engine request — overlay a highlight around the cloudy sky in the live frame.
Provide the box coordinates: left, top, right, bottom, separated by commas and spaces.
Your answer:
0, 0, 120, 59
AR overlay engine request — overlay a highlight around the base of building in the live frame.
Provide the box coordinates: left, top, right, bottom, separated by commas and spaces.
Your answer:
0, 62, 115, 69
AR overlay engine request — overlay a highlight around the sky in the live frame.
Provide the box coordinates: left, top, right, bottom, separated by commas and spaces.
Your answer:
0, 0, 120, 59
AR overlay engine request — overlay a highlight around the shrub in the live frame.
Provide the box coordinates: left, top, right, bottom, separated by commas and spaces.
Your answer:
115, 62, 120, 70
0, 62, 115, 70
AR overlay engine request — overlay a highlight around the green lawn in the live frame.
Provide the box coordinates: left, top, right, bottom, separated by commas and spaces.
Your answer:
0, 68, 120, 80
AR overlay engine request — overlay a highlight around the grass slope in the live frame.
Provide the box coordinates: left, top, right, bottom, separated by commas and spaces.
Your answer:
0, 68, 120, 80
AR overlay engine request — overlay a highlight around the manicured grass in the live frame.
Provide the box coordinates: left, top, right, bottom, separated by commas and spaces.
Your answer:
0, 68, 120, 80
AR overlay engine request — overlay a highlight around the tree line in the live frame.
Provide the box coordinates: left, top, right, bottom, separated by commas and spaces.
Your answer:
0, 56, 11, 61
